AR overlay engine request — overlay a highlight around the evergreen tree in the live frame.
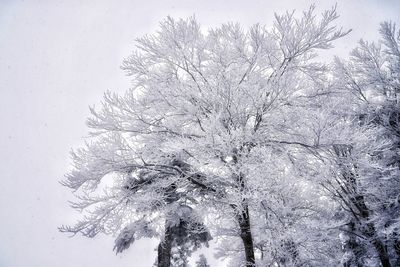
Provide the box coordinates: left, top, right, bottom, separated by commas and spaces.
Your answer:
195, 254, 210, 267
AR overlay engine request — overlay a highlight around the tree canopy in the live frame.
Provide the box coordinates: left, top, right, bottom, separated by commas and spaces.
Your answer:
61, 5, 400, 267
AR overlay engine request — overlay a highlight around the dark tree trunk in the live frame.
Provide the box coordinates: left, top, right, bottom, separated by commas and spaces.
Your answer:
158, 182, 178, 267
232, 151, 255, 266
371, 237, 391, 267
359, 210, 391, 267
362, 222, 391, 267
394, 237, 400, 266
356, 203, 391, 267
333, 145, 391, 267
237, 204, 255, 267
342, 220, 364, 267
158, 224, 172, 267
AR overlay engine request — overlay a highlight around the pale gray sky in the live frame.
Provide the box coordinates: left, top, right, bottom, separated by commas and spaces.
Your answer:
0, 1, 399, 267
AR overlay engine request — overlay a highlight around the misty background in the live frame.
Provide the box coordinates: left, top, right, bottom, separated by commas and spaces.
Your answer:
1, 0, 399, 266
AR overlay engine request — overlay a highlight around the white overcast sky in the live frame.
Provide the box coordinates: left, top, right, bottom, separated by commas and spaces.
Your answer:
1, 1, 399, 267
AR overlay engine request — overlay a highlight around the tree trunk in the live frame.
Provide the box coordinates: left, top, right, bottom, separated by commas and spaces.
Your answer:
333, 145, 391, 267
342, 220, 364, 267
158, 225, 172, 267
363, 223, 391, 267
237, 204, 255, 267
232, 152, 255, 266
393, 234, 400, 266
371, 237, 391, 267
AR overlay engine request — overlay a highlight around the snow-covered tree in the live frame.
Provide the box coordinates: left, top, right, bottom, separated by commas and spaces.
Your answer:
330, 21, 400, 266
195, 254, 210, 267
61, 5, 349, 266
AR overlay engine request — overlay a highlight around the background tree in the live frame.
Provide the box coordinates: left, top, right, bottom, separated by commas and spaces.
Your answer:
195, 254, 210, 267
329, 21, 400, 266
